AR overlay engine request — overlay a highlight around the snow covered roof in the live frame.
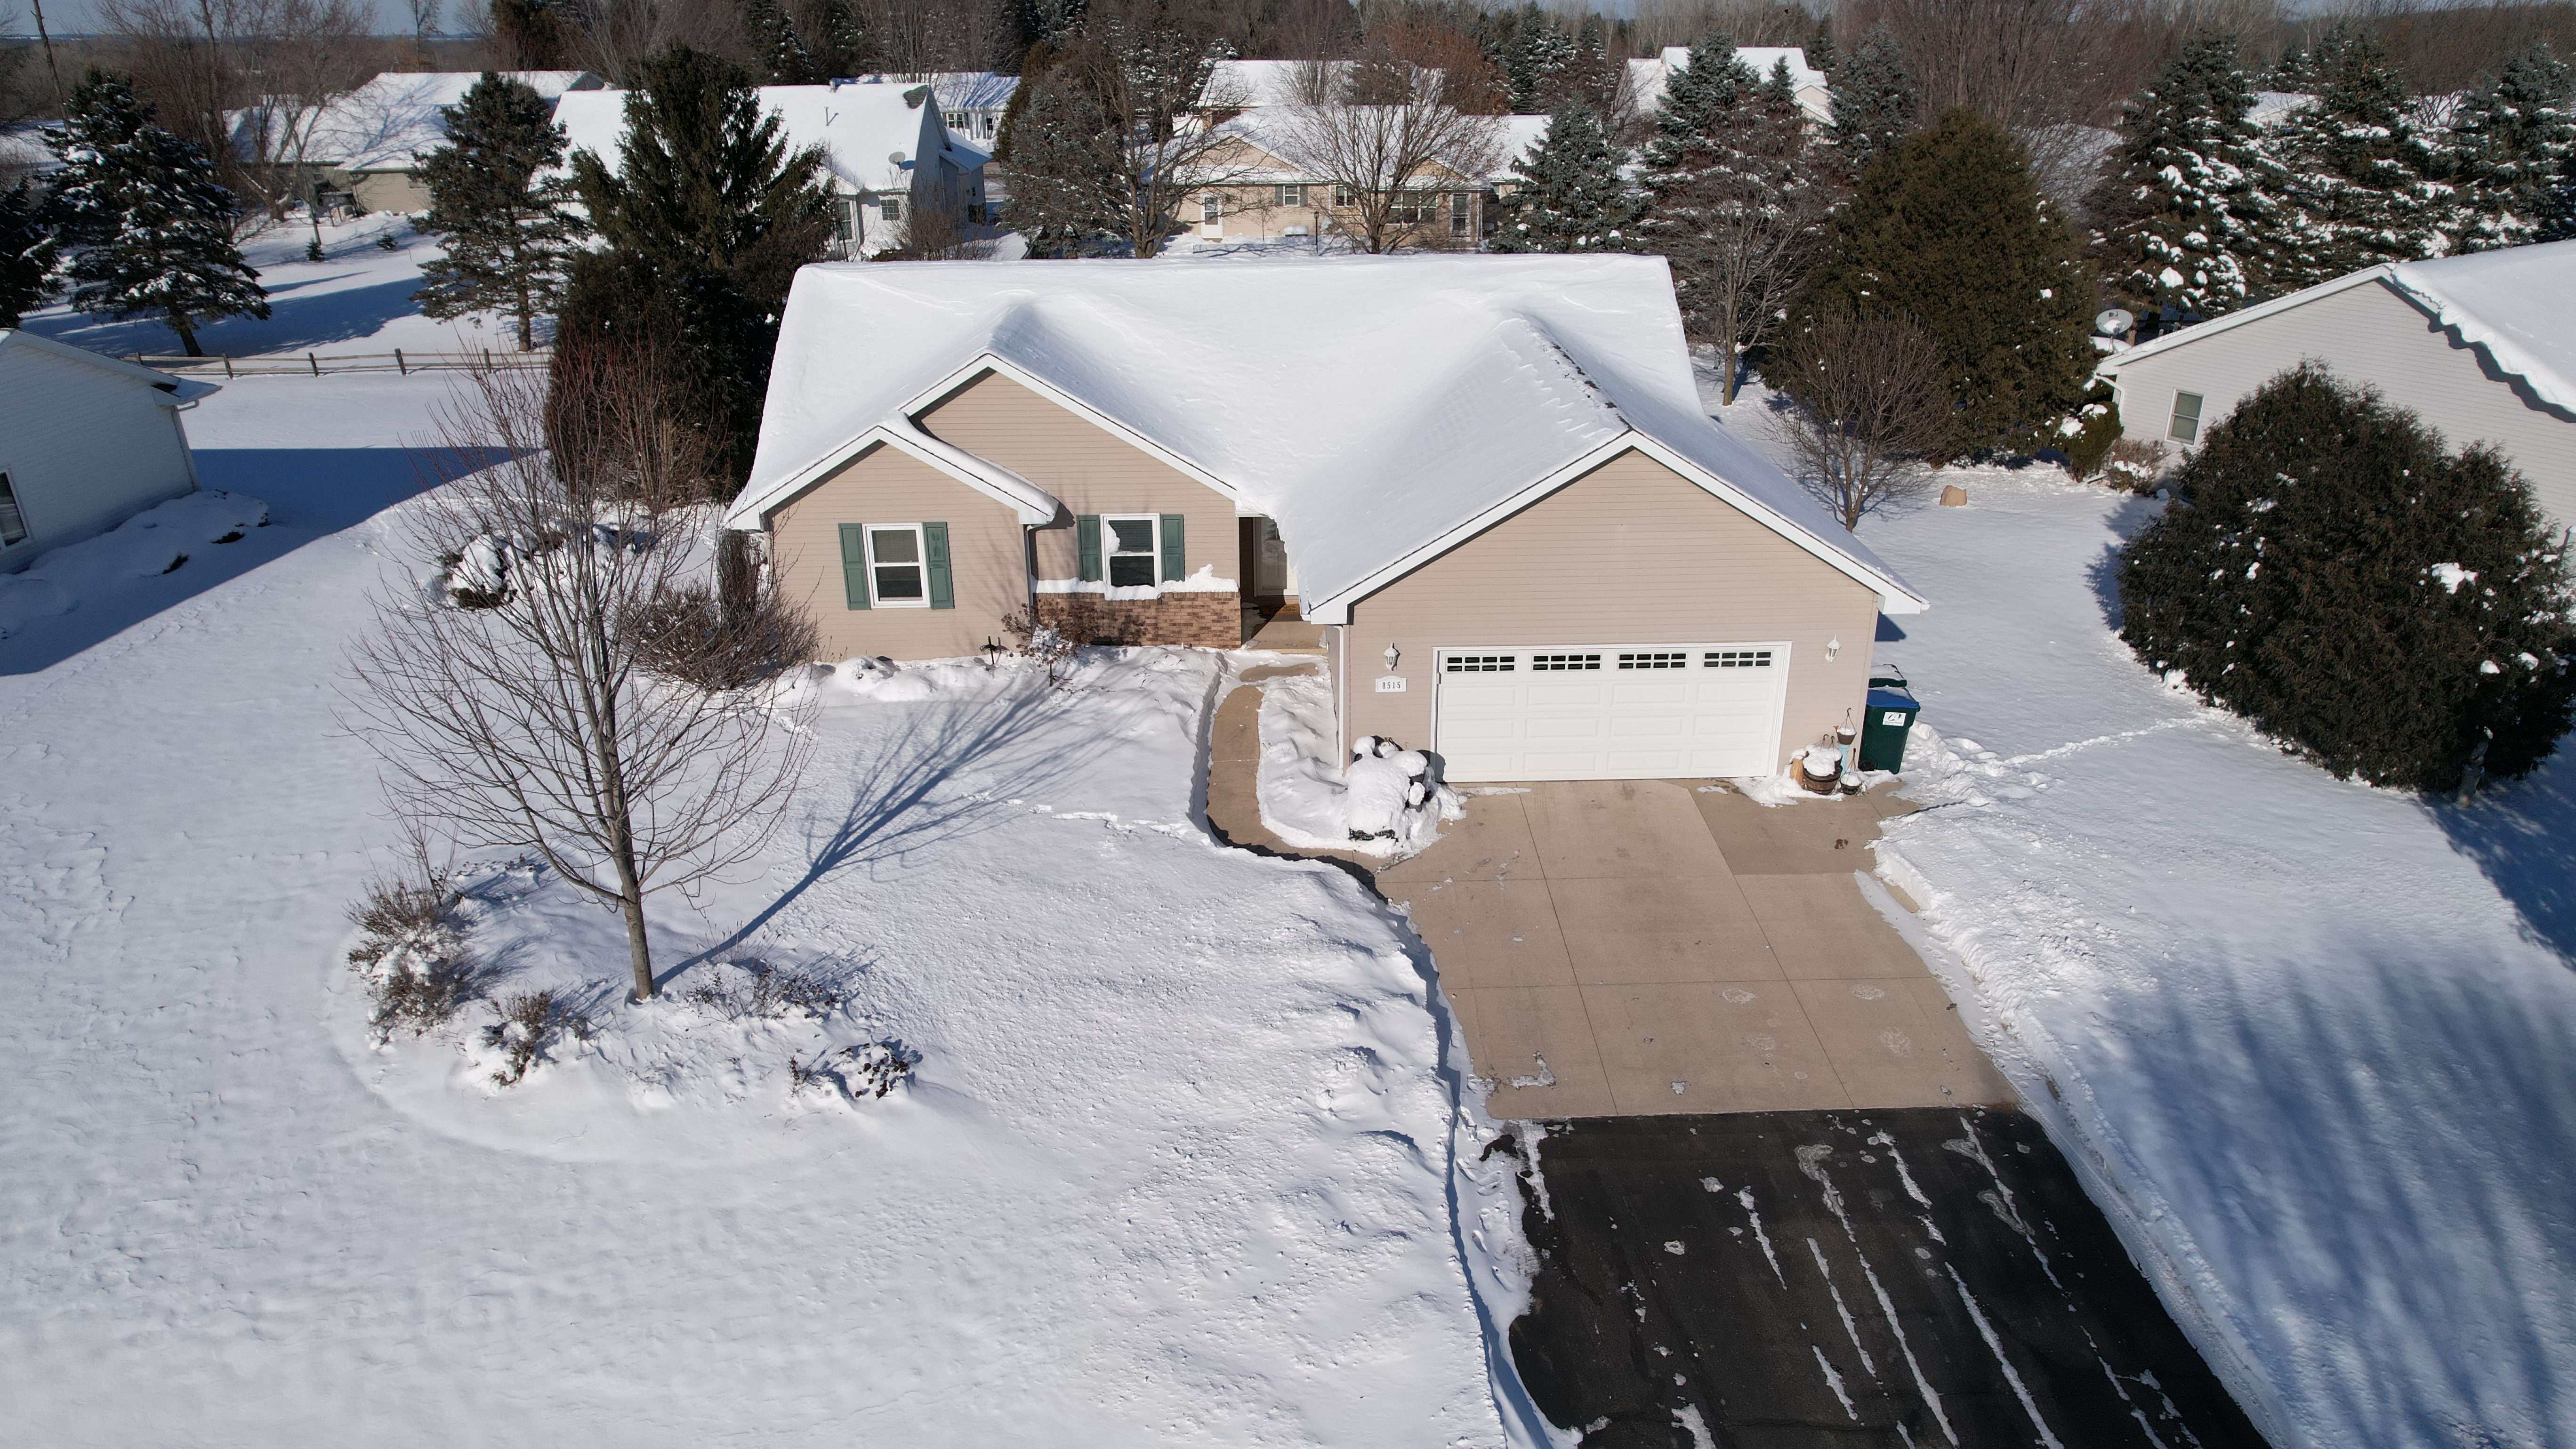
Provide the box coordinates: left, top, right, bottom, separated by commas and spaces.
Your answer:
269, 71, 602, 171
0, 329, 221, 402
1202, 59, 1334, 111
2100, 238, 2576, 416
1628, 46, 1831, 122
2248, 90, 2313, 129
734, 255, 1925, 619
0, 124, 57, 177
1210, 107, 1543, 184
553, 82, 984, 198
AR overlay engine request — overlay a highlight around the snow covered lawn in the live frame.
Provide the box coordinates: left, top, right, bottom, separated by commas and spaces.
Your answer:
0, 373, 1525, 1445
1859, 467, 2576, 1449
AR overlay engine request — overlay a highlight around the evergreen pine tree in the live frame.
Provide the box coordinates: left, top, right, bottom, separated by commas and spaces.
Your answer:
2541, 153, 2576, 240
2439, 44, 2576, 251
1794, 109, 2096, 456
1641, 38, 1835, 403
997, 63, 1119, 255
742, 0, 817, 85
0, 177, 56, 328
413, 72, 591, 351
559, 46, 834, 490
1826, 24, 1916, 181
2119, 362, 2576, 789
1805, 17, 1837, 79
1503, 5, 1577, 113
1489, 103, 1639, 253
813, 0, 879, 79
2258, 31, 2446, 289
2091, 33, 2281, 321
489, 0, 568, 70
42, 69, 268, 357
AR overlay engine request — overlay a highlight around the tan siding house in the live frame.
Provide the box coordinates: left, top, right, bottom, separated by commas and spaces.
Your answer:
2099, 243, 2576, 530
733, 256, 1925, 783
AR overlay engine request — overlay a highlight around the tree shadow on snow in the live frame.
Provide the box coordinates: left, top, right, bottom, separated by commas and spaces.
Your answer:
2083, 492, 2170, 636
2429, 754, 2576, 968
0, 445, 504, 676
18, 274, 441, 357
682, 680, 1117, 982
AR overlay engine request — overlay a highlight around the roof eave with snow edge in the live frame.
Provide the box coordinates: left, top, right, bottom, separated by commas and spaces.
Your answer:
727, 419, 1059, 530
2383, 262, 2576, 414
2094, 266, 2395, 376
1302, 428, 1928, 625
0, 330, 222, 402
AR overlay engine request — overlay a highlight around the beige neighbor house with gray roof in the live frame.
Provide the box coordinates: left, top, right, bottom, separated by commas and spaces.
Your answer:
731, 255, 1925, 783
2097, 239, 2576, 534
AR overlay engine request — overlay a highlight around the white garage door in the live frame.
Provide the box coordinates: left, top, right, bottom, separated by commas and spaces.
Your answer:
1433, 644, 1789, 783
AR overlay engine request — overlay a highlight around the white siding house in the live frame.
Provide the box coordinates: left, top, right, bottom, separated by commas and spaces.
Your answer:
230, 71, 605, 216
0, 331, 220, 570
2096, 240, 2576, 533
552, 80, 988, 259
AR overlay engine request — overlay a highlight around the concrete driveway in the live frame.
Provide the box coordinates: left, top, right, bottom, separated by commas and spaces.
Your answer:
1387, 780, 2012, 1118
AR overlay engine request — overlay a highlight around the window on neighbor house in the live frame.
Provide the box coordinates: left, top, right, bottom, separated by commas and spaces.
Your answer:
830, 196, 859, 242
869, 525, 926, 605
880, 196, 904, 222
1105, 515, 1160, 588
2168, 390, 2205, 444
979, 114, 996, 137
1333, 183, 1357, 208
1277, 183, 1305, 207
0, 472, 25, 547
1449, 191, 1471, 237
1200, 193, 1222, 224
944, 109, 966, 129
1388, 189, 1433, 225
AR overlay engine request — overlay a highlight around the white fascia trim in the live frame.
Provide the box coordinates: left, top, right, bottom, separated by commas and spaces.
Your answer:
899, 353, 1245, 504
2094, 266, 2394, 378
2383, 263, 2576, 414
725, 419, 1060, 530
0, 329, 224, 402
1302, 431, 1928, 625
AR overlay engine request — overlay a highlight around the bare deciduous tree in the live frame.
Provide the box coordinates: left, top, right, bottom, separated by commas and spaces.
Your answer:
1034, 0, 1261, 258
1269, 24, 1504, 253
346, 361, 814, 1002
98, 0, 371, 219
1773, 313, 1954, 531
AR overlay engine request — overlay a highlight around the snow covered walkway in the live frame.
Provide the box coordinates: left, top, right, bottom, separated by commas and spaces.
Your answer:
1862, 468, 2576, 1449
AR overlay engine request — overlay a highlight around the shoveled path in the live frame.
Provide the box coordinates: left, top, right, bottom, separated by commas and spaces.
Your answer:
1506, 1108, 2271, 1448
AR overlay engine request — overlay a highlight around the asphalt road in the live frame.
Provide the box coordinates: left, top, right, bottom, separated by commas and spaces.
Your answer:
1503, 1108, 2270, 1448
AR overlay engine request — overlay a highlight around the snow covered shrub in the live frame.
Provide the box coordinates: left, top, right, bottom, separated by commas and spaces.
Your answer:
1344, 736, 1448, 846
682, 960, 842, 1022
346, 867, 482, 1042
2102, 438, 2170, 493
788, 1041, 917, 1101
2118, 362, 2576, 790
2059, 391, 2123, 481
441, 534, 512, 609
622, 577, 818, 692
482, 989, 592, 1087
1003, 598, 1142, 687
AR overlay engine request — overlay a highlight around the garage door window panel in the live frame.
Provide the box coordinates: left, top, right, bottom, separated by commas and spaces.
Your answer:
1434, 643, 1788, 783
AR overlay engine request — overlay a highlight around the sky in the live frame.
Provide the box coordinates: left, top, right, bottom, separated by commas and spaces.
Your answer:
8, 0, 432, 39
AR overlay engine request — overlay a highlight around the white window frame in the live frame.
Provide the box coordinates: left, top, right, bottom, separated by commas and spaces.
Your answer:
1333, 183, 1358, 209
865, 523, 930, 608
1102, 514, 1161, 590
943, 108, 967, 129
879, 195, 904, 222
0, 468, 27, 548
1200, 193, 1223, 224
2168, 389, 2205, 444
1449, 190, 1471, 237
1277, 183, 1305, 207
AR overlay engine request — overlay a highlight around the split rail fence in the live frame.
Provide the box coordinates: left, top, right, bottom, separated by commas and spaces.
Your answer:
127, 347, 552, 379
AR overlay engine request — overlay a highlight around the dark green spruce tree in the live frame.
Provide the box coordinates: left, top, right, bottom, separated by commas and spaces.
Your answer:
560, 46, 834, 491
413, 73, 591, 352
2090, 33, 2282, 321
42, 69, 268, 356
2440, 44, 2576, 251
1825, 23, 1915, 182
2258, 30, 2446, 289
813, 0, 880, 78
2119, 362, 2576, 790
742, 0, 817, 85
1794, 109, 2095, 457
1489, 103, 1638, 253
0, 177, 56, 327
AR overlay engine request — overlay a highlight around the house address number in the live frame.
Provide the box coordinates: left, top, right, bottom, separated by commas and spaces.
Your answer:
1375, 675, 1407, 693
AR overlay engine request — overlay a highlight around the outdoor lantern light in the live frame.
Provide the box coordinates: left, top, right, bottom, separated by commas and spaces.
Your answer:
1384, 644, 1401, 671
1827, 636, 1842, 662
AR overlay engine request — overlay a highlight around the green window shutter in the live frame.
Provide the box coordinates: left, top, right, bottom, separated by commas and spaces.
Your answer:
1159, 513, 1185, 583
838, 523, 870, 610
923, 521, 954, 609
1076, 514, 1102, 582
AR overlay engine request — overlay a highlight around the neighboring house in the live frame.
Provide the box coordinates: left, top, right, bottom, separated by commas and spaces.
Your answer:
1186, 110, 1549, 246
232, 70, 604, 215
1625, 46, 1832, 125
553, 80, 988, 259
2096, 239, 2576, 533
730, 255, 1926, 782
0, 331, 219, 571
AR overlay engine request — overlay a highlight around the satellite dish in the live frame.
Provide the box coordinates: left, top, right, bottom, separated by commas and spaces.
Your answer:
2095, 307, 2137, 336
888, 150, 909, 166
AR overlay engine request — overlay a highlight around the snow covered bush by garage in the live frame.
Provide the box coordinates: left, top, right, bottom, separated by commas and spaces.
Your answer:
1254, 667, 1460, 855
0, 375, 1536, 1447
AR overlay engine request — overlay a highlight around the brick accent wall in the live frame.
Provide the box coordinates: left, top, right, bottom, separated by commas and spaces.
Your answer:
1037, 590, 1241, 648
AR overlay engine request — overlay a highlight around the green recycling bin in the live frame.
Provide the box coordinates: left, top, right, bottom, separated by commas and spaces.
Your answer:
1859, 670, 1921, 773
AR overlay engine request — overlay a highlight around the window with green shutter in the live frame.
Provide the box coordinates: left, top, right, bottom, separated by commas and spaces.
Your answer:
838, 523, 869, 609
1159, 513, 1185, 582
